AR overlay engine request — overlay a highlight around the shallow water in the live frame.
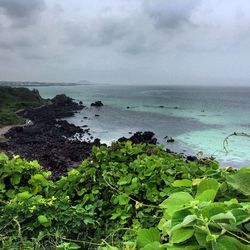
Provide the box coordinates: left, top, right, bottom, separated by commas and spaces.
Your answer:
35, 84, 250, 167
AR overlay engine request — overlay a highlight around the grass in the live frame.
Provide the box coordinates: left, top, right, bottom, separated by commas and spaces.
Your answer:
0, 86, 44, 127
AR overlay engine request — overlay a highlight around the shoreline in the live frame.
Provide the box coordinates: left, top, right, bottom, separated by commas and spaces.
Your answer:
0, 93, 204, 179
0, 119, 33, 137
0, 94, 100, 178
1, 88, 248, 178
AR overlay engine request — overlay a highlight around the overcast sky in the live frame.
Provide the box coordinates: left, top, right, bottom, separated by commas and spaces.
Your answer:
0, 0, 250, 85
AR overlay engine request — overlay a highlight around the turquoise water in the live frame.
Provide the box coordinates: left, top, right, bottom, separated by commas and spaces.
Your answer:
35, 84, 250, 167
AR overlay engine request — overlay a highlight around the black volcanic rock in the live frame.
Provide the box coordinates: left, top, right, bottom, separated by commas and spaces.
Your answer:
18, 95, 84, 123
91, 101, 104, 107
164, 136, 175, 143
0, 94, 100, 179
118, 131, 157, 145
51, 94, 73, 106
186, 155, 198, 161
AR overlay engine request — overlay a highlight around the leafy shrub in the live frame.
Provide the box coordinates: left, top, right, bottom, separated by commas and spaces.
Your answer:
0, 110, 24, 127
0, 142, 249, 249
0, 86, 44, 127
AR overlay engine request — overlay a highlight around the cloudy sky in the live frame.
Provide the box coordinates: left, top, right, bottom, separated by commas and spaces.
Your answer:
0, 0, 250, 85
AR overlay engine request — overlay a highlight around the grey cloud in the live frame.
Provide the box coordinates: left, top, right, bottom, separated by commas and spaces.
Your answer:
0, 38, 34, 50
0, 27, 48, 62
64, 18, 129, 47
144, 0, 201, 30
53, 3, 64, 14
21, 52, 52, 61
64, 15, 154, 55
0, 0, 249, 84
0, 0, 46, 27
121, 33, 153, 55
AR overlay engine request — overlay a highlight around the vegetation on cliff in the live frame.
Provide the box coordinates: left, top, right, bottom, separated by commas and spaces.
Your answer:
0, 141, 249, 249
0, 86, 44, 127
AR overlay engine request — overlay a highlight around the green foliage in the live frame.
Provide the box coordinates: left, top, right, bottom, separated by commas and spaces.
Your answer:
136, 228, 160, 248
157, 180, 250, 249
0, 142, 249, 249
0, 109, 24, 127
0, 86, 44, 127
226, 167, 250, 196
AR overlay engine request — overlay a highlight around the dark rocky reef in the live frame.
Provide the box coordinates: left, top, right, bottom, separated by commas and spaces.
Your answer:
18, 94, 85, 122
0, 95, 99, 179
164, 136, 175, 143
118, 131, 157, 145
91, 101, 104, 107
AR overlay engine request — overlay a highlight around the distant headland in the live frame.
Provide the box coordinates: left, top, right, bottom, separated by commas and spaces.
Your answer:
0, 79, 102, 87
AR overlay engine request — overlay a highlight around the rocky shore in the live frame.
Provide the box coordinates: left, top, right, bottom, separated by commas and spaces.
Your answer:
0, 93, 160, 179
0, 95, 101, 179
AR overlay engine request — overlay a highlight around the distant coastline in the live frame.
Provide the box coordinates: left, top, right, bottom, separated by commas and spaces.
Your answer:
0, 80, 100, 87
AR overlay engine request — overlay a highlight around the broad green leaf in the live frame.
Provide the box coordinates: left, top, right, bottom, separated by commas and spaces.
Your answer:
210, 211, 236, 222
38, 215, 51, 227
196, 178, 219, 197
172, 179, 192, 187
137, 228, 160, 248
105, 247, 119, 250
99, 247, 119, 250
195, 231, 207, 247
10, 174, 21, 185
158, 218, 170, 236
170, 228, 194, 244
171, 209, 193, 227
196, 189, 217, 202
117, 175, 132, 185
142, 242, 164, 250
29, 173, 47, 185
17, 191, 32, 201
227, 167, 250, 196
0, 182, 5, 191
201, 203, 226, 218
231, 209, 250, 224
192, 178, 202, 186
123, 241, 136, 250
214, 235, 250, 250
166, 244, 199, 250
171, 214, 197, 232
0, 153, 8, 161
68, 169, 80, 176
181, 215, 197, 226
117, 194, 129, 205
56, 242, 81, 250
160, 192, 194, 217
83, 217, 94, 225
244, 222, 250, 232
6, 189, 16, 198
206, 234, 219, 242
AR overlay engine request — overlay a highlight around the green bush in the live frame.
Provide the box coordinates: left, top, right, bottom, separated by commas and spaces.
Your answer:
0, 86, 44, 127
0, 110, 24, 127
0, 142, 249, 249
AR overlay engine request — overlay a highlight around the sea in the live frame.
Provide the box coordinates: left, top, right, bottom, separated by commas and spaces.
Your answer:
34, 84, 250, 168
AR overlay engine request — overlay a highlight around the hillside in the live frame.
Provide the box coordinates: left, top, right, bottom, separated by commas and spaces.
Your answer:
0, 86, 44, 127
